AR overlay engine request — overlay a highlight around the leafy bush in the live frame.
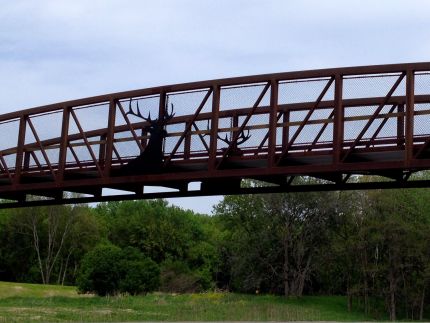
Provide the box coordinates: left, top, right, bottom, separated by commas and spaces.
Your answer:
77, 245, 160, 296
118, 247, 160, 295
77, 244, 122, 296
160, 260, 201, 293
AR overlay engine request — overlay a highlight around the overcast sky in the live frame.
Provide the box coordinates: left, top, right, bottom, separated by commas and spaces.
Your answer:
1, 0, 429, 214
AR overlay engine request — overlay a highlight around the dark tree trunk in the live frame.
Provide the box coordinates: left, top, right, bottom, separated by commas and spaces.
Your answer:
283, 223, 290, 297
419, 286, 425, 321
347, 277, 352, 312
283, 237, 289, 297
297, 255, 312, 297
389, 265, 396, 321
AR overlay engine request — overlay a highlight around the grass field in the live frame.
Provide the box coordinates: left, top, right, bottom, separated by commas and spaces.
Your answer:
0, 281, 380, 322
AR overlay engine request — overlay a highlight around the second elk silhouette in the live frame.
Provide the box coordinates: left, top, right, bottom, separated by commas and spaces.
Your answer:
218, 128, 251, 157
203, 119, 251, 158
121, 98, 175, 175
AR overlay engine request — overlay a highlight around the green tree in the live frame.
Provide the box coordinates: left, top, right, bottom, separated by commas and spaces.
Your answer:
215, 179, 336, 296
365, 187, 430, 321
0, 208, 36, 282
96, 199, 220, 292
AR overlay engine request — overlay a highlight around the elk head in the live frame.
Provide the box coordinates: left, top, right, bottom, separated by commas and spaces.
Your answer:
217, 129, 251, 148
126, 98, 175, 137
203, 119, 251, 157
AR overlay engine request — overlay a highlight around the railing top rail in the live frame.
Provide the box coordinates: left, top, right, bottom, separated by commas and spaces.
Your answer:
1, 62, 429, 123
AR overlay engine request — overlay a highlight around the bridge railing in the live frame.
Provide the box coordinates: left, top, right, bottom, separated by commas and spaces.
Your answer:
0, 63, 429, 187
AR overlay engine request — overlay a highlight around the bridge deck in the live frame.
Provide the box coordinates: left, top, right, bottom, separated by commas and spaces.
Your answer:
1, 62, 430, 208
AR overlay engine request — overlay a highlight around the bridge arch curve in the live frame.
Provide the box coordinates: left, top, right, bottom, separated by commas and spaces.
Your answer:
1, 62, 430, 208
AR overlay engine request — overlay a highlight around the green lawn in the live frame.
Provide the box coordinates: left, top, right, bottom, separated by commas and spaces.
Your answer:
0, 281, 380, 322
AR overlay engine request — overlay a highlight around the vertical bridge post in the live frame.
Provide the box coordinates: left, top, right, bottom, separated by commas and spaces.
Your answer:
209, 84, 220, 170
14, 115, 27, 186
104, 98, 116, 176
58, 106, 70, 183
268, 79, 278, 167
405, 69, 414, 167
333, 74, 343, 165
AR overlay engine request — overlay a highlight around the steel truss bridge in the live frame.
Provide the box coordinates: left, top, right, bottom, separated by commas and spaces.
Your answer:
1, 62, 430, 208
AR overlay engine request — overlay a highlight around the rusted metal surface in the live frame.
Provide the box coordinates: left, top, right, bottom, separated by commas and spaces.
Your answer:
0, 62, 429, 208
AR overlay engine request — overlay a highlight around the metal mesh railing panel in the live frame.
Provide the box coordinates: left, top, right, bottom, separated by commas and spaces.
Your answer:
414, 103, 430, 136
114, 140, 141, 159
189, 119, 210, 154
28, 110, 63, 142
70, 102, 109, 134
164, 123, 185, 154
343, 104, 398, 144
415, 73, 430, 95
167, 89, 212, 117
0, 120, 19, 151
3, 154, 16, 169
220, 83, 270, 111
279, 78, 334, 104
343, 74, 405, 99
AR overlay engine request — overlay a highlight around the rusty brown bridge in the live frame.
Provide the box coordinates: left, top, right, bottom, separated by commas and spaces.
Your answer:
1, 62, 430, 208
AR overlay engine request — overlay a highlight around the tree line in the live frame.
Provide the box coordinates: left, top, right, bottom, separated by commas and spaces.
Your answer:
0, 178, 429, 320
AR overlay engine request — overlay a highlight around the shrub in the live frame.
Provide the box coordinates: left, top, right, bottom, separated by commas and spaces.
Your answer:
77, 244, 122, 296
160, 260, 201, 293
77, 245, 160, 296
119, 258, 160, 295
119, 247, 160, 295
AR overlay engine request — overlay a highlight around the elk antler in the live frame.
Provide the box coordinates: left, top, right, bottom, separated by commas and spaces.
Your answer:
202, 120, 251, 147
127, 99, 176, 125
164, 103, 175, 122
217, 129, 251, 147
126, 98, 154, 123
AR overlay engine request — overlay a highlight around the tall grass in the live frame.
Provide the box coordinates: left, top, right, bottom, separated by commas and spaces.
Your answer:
0, 281, 380, 322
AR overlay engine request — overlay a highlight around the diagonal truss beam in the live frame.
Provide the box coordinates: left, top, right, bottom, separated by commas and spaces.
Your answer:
116, 101, 145, 153
68, 143, 83, 169
70, 110, 103, 177
27, 118, 56, 179
308, 110, 334, 152
342, 73, 405, 162
164, 89, 212, 165
278, 77, 334, 163
216, 82, 270, 168
365, 104, 397, 148
256, 112, 283, 153
192, 122, 210, 152
0, 153, 12, 182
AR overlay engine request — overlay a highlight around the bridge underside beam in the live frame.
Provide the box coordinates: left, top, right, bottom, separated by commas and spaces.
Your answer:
1, 177, 430, 209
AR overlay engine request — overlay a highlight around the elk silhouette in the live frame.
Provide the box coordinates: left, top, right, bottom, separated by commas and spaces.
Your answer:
120, 99, 175, 175
202, 120, 251, 157
217, 128, 251, 157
